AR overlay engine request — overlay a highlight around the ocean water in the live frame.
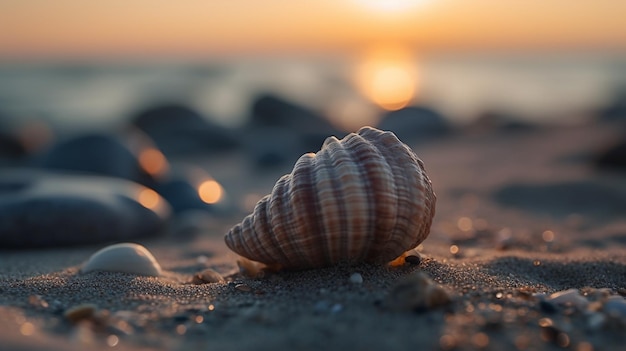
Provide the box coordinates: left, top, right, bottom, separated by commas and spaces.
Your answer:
0, 54, 624, 134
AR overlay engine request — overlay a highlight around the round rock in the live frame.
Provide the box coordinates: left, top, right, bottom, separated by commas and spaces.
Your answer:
248, 93, 342, 153
33, 130, 167, 186
152, 166, 226, 215
130, 103, 239, 155
82, 243, 162, 276
0, 169, 171, 248
377, 106, 451, 143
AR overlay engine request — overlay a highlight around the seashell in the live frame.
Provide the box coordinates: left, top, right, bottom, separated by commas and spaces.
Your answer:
81, 243, 162, 277
224, 126, 436, 269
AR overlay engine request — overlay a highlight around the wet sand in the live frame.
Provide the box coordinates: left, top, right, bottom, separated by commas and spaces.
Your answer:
1, 122, 625, 351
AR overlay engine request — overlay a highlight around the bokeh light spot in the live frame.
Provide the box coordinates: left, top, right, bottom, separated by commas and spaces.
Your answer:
138, 188, 161, 210
354, 45, 419, 111
138, 148, 168, 177
199, 180, 224, 204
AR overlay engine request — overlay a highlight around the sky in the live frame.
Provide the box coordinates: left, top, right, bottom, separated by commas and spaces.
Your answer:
1, 0, 626, 60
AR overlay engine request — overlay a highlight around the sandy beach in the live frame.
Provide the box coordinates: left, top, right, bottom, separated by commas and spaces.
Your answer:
1, 120, 625, 351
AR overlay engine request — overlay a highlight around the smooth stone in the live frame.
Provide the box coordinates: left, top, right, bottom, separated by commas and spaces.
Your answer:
0, 169, 170, 248
130, 103, 239, 155
34, 130, 166, 186
239, 126, 304, 168
377, 106, 451, 143
81, 243, 162, 276
191, 268, 225, 284
152, 166, 225, 215
385, 272, 451, 312
349, 272, 363, 284
547, 289, 589, 310
249, 93, 341, 151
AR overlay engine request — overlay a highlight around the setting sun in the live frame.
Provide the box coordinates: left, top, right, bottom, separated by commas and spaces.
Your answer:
357, 0, 432, 12
354, 45, 419, 111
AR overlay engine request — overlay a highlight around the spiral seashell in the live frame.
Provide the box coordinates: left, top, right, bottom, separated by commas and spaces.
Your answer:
225, 126, 436, 270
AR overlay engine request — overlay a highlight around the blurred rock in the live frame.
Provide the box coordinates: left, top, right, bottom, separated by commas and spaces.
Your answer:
130, 103, 239, 155
248, 93, 341, 151
33, 130, 166, 187
0, 112, 54, 160
377, 106, 451, 143
384, 272, 451, 312
594, 138, 626, 171
598, 90, 626, 122
152, 166, 228, 215
467, 110, 536, 134
0, 128, 26, 158
0, 169, 170, 248
240, 126, 304, 168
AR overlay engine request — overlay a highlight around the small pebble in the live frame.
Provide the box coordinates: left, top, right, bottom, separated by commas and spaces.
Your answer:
385, 272, 451, 312
28, 295, 49, 309
235, 284, 252, 292
81, 243, 162, 277
405, 255, 421, 265
191, 268, 225, 284
64, 304, 98, 324
349, 272, 363, 284
547, 289, 589, 310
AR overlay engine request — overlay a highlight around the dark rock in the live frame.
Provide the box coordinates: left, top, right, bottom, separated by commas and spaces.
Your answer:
33, 130, 165, 187
240, 126, 305, 168
130, 103, 239, 155
594, 139, 626, 171
377, 106, 451, 143
152, 166, 224, 215
468, 110, 537, 134
0, 169, 170, 248
598, 89, 626, 122
539, 300, 559, 314
0, 113, 54, 159
249, 94, 341, 151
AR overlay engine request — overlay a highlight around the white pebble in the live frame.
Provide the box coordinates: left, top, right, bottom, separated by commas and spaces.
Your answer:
548, 289, 589, 310
81, 243, 162, 277
349, 272, 363, 284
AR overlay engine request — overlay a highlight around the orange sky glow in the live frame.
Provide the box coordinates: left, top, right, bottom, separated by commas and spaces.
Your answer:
1, 0, 625, 60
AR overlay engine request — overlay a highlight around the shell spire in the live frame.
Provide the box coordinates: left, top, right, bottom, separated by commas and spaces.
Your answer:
225, 126, 436, 270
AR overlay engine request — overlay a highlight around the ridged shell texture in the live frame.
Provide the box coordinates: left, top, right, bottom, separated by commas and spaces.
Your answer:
225, 126, 436, 269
